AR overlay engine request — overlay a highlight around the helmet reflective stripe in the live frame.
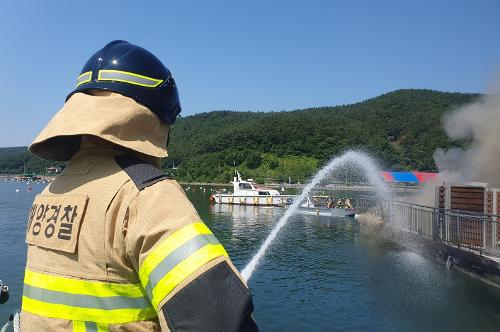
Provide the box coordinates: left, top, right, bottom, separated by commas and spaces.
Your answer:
22, 269, 156, 324
76, 71, 92, 87
98, 70, 163, 88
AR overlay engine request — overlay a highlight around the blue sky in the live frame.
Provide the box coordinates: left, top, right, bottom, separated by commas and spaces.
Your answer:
0, 0, 499, 147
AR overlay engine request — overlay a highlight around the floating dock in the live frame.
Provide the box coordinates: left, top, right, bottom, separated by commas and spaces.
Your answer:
358, 182, 500, 287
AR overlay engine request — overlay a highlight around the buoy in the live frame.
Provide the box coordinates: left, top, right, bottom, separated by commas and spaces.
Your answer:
15, 189, 20, 192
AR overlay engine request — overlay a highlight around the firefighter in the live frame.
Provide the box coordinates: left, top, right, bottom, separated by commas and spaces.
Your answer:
326, 197, 334, 209
345, 198, 353, 209
336, 199, 343, 208
22, 40, 258, 332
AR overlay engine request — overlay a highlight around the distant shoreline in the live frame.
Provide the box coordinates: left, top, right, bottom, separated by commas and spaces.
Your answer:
178, 181, 420, 192
0, 175, 420, 192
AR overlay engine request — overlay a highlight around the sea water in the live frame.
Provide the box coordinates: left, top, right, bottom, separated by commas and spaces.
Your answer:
1, 179, 500, 331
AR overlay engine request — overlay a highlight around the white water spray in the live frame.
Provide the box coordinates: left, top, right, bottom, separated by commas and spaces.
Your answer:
241, 150, 390, 282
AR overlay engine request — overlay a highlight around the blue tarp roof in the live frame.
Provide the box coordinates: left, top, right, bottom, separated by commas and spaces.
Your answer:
391, 172, 419, 183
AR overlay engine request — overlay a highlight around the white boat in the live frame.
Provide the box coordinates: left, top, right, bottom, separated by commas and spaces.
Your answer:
210, 171, 294, 206
298, 197, 356, 217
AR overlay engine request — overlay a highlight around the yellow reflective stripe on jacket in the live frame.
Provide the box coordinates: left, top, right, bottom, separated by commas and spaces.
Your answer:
139, 222, 228, 308
139, 223, 212, 283
150, 243, 228, 308
25, 269, 146, 297
22, 270, 156, 324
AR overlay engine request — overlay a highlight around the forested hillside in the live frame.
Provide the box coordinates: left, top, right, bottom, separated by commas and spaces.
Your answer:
0, 147, 60, 175
0, 89, 479, 182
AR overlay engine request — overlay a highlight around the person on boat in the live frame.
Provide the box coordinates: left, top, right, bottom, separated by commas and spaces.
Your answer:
326, 197, 334, 209
345, 198, 353, 209
0, 280, 8, 304
22, 40, 258, 332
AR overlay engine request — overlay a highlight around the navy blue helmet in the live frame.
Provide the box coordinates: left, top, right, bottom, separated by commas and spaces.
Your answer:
67, 40, 181, 124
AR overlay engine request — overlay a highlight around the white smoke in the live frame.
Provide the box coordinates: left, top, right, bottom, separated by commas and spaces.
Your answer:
433, 82, 500, 187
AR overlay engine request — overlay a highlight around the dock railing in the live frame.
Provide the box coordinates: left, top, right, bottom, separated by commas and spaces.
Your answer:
355, 196, 500, 258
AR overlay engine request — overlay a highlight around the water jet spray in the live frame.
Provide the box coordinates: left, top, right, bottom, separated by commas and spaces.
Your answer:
241, 150, 390, 282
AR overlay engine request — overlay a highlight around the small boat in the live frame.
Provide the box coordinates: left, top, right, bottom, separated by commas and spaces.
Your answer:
298, 196, 356, 217
0, 279, 9, 304
210, 171, 294, 206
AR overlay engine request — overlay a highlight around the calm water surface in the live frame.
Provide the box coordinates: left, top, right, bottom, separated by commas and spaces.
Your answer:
1, 181, 500, 331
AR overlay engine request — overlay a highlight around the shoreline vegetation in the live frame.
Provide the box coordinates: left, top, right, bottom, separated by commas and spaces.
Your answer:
0, 89, 478, 183
0, 174, 420, 193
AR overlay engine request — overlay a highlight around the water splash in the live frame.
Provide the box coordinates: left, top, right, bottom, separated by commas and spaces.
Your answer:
241, 150, 390, 282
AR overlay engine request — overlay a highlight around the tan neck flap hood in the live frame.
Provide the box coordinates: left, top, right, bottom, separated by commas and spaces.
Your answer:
29, 92, 169, 161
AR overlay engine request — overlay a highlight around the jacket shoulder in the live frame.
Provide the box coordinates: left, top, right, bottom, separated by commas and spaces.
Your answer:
114, 154, 171, 191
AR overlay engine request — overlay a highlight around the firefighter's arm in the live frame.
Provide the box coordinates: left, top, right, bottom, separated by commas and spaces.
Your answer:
126, 179, 258, 332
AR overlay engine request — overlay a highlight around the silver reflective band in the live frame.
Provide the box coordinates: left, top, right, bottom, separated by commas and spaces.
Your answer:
145, 234, 220, 299
98, 70, 163, 88
23, 284, 151, 310
76, 71, 92, 87
85, 321, 98, 332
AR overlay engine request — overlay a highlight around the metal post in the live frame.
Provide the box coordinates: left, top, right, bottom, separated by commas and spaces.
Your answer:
493, 190, 498, 250
483, 215, 487, 250
417, 208, 421, 235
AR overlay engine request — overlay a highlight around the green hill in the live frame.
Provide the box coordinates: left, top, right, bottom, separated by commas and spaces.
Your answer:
0, 89, 479, 182
163, 89, 478, 182
0, 146, 60, 175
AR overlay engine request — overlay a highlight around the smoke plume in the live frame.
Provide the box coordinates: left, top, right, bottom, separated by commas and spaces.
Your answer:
433, 83, 500, 187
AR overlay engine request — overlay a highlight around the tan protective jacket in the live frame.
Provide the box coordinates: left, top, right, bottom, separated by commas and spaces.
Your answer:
22, 92, 257, 332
